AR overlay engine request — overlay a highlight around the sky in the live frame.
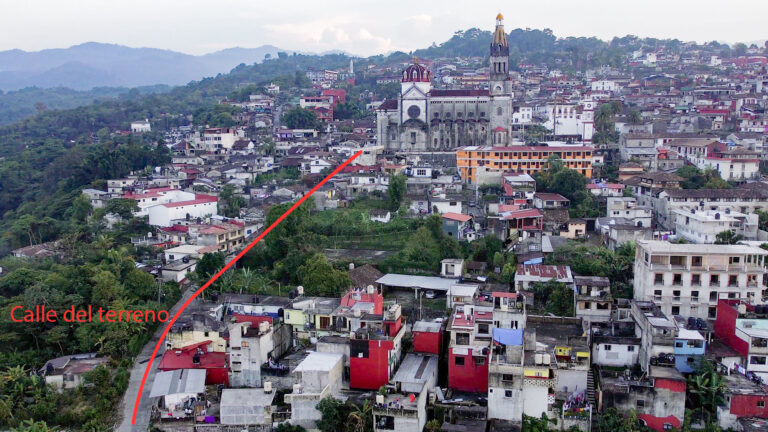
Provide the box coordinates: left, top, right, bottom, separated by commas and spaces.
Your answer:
1, 0, 766, 56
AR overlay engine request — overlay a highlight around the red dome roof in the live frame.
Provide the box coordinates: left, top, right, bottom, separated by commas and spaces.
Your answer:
402, 60, 431, 83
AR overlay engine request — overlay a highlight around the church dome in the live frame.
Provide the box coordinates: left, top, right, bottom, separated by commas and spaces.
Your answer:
402, 59, 431, 83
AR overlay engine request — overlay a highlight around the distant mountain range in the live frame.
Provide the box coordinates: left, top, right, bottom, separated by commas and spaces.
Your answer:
0, 42, 288, 90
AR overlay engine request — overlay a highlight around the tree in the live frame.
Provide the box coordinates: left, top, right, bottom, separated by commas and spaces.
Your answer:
219, 184, 246, 218
688, 361, 727, 421
532, 280, 574, 316
275, 423, 306, 432
282, 106, 321, 130
595, 408, 645, 432
715, 230, 742, 245
548, 168, 588, 202
104, 198, 139, 220
523, 124, 550, 144
676, 166, 730, 190
196, 252, 226, 280
316, 397, 352, 432
297, 253, 352, 296
387, 174, 406, 211
333, 102, 361, 120
347, 399, 373, 432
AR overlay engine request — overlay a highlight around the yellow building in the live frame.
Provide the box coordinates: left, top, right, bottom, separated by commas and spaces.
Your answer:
166, 316, 228, 352
456, 145, 595, 184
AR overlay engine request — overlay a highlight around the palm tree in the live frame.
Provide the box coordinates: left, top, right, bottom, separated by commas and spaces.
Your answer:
688, 362, 726, 422
347, 400, 373, 432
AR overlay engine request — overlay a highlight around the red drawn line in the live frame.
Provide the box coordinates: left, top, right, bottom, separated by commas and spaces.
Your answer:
130, 150, 362, 424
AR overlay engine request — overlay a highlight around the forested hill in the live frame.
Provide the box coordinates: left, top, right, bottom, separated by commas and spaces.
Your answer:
413, 27, 691, 69
0, 85, 171, 126
0, 53, 351, 255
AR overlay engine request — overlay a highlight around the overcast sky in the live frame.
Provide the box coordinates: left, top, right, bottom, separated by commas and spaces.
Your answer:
2, 0, 766, 56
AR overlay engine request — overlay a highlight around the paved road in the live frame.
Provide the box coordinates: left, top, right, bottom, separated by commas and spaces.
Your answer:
115, 286, 195, 432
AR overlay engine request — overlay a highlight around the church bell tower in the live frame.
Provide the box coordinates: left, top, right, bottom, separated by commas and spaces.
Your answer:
489, 13, 510, 96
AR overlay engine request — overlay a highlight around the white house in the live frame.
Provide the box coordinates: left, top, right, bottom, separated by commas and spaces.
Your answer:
148, 194, 218, 227
131, 120, 151, 133
673, 208, 758, 243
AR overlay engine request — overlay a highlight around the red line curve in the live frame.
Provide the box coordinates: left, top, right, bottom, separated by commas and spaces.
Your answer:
130, 150, 362, 424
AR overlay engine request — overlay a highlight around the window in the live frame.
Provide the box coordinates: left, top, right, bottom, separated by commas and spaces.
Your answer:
478, 323, 490, 334
502, 374, 514, 382
455, 357, 465, 366
654, 274, 664, 284
604, 345, 612, 351
750, 356, 767, 365
672, 306, 680, 315
504, 390, 513, 398
636, 399, 646, 408
729, 256, 741, 265
673, 274, 682, 285
692, 274, 701, 286
670, 256, 685, 266
691, 290, 699, 301
474, 357, 486, 366
729, 275, 738, 287
711, 275, 720, 286
759, 401, 766, 408
456, 333, 470, 345
627, 346, 635, 352
691, 256, 703, 267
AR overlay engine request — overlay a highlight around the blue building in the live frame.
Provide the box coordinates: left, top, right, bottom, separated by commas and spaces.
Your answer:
674, 328, 706, 373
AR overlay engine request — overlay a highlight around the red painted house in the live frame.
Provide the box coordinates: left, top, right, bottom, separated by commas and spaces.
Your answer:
412, 320, 443, 355
341, 288, 384, 315
714, 300, 768, 379
447, 304, 492, 393
349, 303, 406, 390
158, 341, 229, 386
717, 372, 768, 429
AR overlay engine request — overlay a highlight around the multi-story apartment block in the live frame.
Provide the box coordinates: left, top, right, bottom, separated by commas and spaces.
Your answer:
657, 187, 768, 230
672, 208, 758, 243
633, 240, 768, 320
456, 145, 594, 184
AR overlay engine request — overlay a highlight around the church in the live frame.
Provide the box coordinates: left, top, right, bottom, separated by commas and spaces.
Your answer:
376, 13, 514, 151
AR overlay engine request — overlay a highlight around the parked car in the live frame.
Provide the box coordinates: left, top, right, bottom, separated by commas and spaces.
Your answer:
424, 290, 436, 299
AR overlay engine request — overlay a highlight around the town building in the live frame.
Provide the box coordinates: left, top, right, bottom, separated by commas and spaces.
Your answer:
714, 300, 768, 380
456, 145, 595, 184
633, 240, 768, 320
376, 15, 514, 152
285, 352, 344, 429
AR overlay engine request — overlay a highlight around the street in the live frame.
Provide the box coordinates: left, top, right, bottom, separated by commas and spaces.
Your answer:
115, 286, 196, 431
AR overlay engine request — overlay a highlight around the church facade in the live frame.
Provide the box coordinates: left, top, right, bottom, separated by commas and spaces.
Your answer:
376, 14, 514, 151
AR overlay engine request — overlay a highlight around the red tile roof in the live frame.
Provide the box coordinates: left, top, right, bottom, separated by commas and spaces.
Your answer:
442, 212, 472, 222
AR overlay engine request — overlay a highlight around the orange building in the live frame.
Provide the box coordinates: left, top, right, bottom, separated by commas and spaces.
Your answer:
456, 145, 595, 183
